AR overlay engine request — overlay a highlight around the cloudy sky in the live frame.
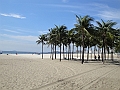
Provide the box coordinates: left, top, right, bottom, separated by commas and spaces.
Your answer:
0, 0, 120, 52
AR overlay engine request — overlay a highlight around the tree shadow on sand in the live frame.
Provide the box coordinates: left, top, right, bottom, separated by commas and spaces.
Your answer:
69, 58, 120, 66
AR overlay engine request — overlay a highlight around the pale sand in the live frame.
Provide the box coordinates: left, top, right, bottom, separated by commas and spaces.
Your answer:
0, 54, 120, 90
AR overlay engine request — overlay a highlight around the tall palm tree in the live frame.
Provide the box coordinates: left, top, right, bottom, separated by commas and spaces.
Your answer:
66, 28, 76, 60
66, 30, 72, 60
75, 15, 94, 64
96, 19, 117, 62
85, 36, 92, 61
36, 34, 47, 59
47, 28, 55, 60
62, 31, 68, 59
48, 28, 58, 60
107, 28, 120, 60
70, 28, 76, 59
75, 30, 82, 60
55, 25, 67, 61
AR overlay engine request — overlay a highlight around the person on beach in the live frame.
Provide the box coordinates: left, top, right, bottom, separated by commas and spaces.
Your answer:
98, 55, 100, 60
94, 55, 97, 60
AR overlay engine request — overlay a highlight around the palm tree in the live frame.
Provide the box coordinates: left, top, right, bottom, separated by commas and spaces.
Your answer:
107, 28, 120, 60
86, 36, 92, 61
66, 28, 77, 60
66, 30, 72, 60
75, 31, 82, 60
75, 15, 94, 64
62, 31, 68, 59
46, 28, 55, 60
55, 25, 67, 61
36, 34, 47, 59
96, 19, 117, 63
48, 28, 58, 60
70, 28, 76, 59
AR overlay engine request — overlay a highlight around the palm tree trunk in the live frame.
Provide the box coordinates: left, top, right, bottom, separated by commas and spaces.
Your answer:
87, 46, 89, 61
94, 46, 96, 59
98, 47, 100, 60
55, 42, 56, 59
94, 45, 97, 60
111, 40, 114, 61
72, 43, 74, 59
70, 44, 71, 60
80, 46, 81, 60
111, 48, 114, 61
60, 31, 61, 62
50, 44, 53, 60
77, 46, 78, 58
50, 44, 52, 59
68, 46, 69, 60
102, 46, 104, 63
68, 44, 70, 60
60, 43, 61, 62
91, 47, 92, 60
107, 47, 109, 60
102, 38, 105, 64
42, 41, 43, 59
104, 45, 106, 60
82, 33, 85, 64
82, 46, 85, 64
52, 44, 54, 60
66, 46, 67, 59
63, 44, 65, 59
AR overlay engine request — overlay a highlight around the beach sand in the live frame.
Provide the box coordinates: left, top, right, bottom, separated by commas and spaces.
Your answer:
0, 54, 120, 90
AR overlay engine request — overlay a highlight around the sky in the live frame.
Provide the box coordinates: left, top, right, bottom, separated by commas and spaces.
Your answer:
0, 0, 120, 52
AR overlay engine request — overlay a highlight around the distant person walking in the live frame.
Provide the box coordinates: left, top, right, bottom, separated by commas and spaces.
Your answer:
94, 55, 97, 60
98, 55, 100, 60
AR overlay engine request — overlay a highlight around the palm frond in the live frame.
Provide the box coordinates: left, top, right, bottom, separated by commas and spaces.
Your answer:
96, 21, 102, 27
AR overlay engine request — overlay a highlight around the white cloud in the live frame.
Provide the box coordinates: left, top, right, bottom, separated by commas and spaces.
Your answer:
0, 13, 26, 19
1, 26, 38, 35
98, 10, 120, 20
38, 30, 49, 35
4, 29, 22, 34
87, 3, 120, 20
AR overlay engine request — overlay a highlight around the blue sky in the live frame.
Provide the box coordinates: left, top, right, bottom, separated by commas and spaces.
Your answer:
0, 0, 120, 52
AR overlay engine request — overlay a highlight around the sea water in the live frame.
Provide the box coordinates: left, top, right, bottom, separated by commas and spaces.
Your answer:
0, 51, 52, 54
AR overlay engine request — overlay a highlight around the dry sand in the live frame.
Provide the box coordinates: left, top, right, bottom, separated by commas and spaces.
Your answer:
0, 54, 120, 90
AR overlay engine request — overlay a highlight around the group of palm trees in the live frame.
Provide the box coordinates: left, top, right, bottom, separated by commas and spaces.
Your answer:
36, 15, 120, 64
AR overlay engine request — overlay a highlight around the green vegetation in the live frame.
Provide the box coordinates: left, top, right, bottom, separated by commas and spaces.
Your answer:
36, 15, 120, 64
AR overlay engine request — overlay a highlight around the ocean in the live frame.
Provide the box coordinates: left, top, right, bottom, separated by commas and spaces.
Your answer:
0, 51, 40, 54
0, 51, 53, 54
0, 50, 64, 55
